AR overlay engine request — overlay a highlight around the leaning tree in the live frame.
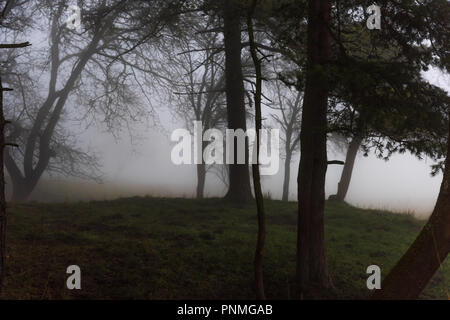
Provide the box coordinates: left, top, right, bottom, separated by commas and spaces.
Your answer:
371, 0, 450, 300
1, 0, 187, 201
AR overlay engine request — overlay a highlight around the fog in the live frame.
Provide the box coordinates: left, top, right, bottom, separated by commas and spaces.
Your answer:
70, 125, 441, 218
27, 65, 446, 219
7, 22, 449, 220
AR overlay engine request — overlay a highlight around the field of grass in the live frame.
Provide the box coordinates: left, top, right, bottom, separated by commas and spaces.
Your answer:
0, 197, 448, 299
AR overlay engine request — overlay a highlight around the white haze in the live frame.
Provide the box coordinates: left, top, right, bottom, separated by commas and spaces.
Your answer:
17, 33, 449, 219
73, 123, 442, 218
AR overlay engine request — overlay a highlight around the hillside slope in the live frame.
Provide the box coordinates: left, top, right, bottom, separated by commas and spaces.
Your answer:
0, 198, 448, 299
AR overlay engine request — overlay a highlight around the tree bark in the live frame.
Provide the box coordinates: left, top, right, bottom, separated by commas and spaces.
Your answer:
332, 135, 362, 202
196, 163, 206, 199
372, 125, 450, 300
282, 153, 292, 201
296, 0, 332, 297
223, 0, 253, 203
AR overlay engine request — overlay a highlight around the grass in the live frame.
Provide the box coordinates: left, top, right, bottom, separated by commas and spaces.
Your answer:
0, 197, 448, 299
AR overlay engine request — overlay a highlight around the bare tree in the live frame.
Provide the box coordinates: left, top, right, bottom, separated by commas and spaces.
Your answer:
268, 72, 301, 201
162, 16, 227, 199
247, 0, 266, 299
2, 0, 183, 201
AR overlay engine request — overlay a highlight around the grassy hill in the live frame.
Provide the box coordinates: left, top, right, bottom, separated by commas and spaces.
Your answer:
0, 197, 448, 299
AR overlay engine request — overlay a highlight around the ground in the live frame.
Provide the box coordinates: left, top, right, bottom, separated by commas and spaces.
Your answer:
0, 197, 448, 299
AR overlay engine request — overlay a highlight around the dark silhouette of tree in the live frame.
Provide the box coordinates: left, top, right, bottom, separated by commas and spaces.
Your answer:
2, 0, 185, 202
194, 0, 287, 202
0, 76, 16, 289
0, 0, 32, 290
262, 0, 449, 297
329, 135, 362, 202
222, 0, 253, 203
369, 0, 450, 300
373, 121, 450, 299
295, 0, 333, 296
247, 0, 266, 299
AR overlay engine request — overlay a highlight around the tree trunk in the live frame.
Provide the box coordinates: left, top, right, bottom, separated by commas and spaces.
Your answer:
4, 147, 46, 203
10, 176, 34, 203
0, 41, 31, 289
0, 77, 7, 289
196, 163, 206, 199
296, 0, 332, 297
332, 136, 362, 202
247, 4, 266, 299
282, 153, 292, 201
372, 125, 450, 300
223, 0, 253, 203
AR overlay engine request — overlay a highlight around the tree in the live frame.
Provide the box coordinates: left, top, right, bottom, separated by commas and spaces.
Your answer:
329, 135, 362, 202
0, 0, 32, 290
369, 0, 450, 299
2, 0, 184, 201
164, 16, 227, 198
327, 63, 450, 202
295, 0, 332, 295
0, 76, 11, 290
222, 0, 253, 203
328, 0, 450, 297
326, 0, 450, 202
373, 121, 450, 299
247, 0, 266, 299
262, 0, 450, 296
200, 0, 287, 203
268, 75, 301, 201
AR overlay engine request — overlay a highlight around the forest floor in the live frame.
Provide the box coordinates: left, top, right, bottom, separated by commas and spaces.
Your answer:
0, 197, 448, 299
